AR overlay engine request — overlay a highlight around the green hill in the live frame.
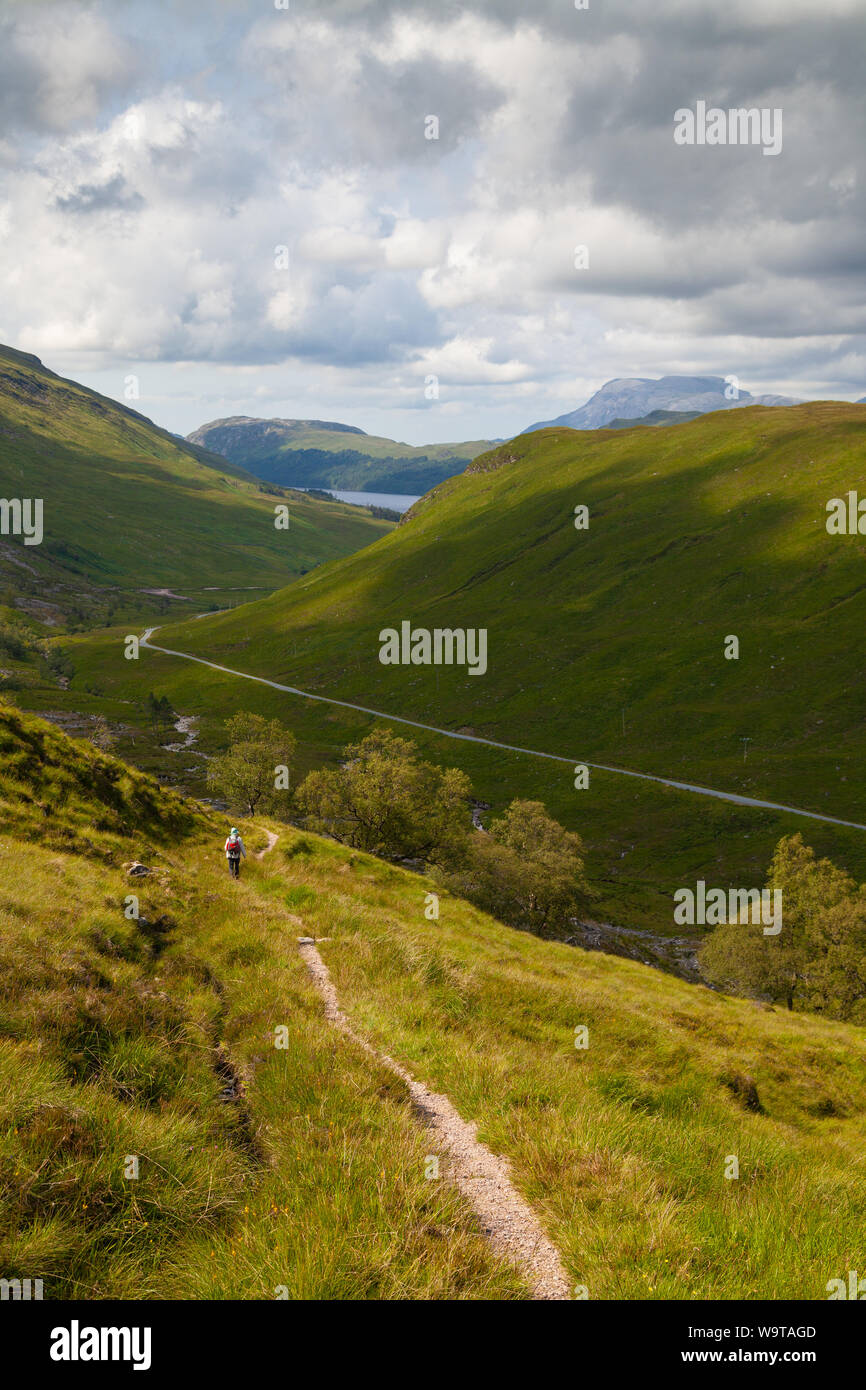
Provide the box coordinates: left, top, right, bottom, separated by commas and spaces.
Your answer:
0, 346, 391, 631
70, 402, 866, 929
606, 408, 703, 429
2, 699, 866, 1300
0, 700, 523, 1299
187, 415, 492, 493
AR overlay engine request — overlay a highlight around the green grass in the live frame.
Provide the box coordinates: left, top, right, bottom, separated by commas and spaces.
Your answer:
68, 401, 866, 928
0, 344, 390, 631
2, 700, 865, 1300
255, 827, 866, 1300
0, 702, 525, 1299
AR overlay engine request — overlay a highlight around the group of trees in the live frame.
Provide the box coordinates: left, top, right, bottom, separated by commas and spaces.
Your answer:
207, 711, 866, 1020
208, 718, 591, 940
295, 730, 470, 866
145, 692, 176, 735
700, 833, 866, 1023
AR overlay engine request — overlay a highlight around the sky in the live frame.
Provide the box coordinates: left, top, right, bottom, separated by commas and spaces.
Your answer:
1, 0, 864, 444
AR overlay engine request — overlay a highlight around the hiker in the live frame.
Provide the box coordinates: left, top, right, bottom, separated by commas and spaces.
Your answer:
224, 827, 246, 878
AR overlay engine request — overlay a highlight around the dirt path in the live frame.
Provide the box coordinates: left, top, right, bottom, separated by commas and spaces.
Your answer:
256, 830, 279, 859
297, 937, 571, 1301
139, 628, 866, 834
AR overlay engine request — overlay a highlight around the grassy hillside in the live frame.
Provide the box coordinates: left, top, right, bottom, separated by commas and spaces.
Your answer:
2, 699, 865, 1301
187, 416, 492, 494
0, 346, 391, 631
261, 827, 866, 1300
0, 702, 523, 1299
68, 402, 866, 929
607, 409, 703, 429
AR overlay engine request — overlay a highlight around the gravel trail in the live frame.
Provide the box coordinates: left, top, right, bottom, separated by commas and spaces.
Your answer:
297, 937, 571, 1301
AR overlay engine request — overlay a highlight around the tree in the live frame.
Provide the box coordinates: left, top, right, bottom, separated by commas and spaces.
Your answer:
295, 729, 471, 864
207, 712, 296, 816
700, 833, 866, 1020
802, 895, 866, 1021
440, 799, 592, 938
698, 916, 800, 1009
145, 692, 174, 735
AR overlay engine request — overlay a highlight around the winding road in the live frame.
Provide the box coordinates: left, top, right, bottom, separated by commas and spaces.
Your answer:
139, 628, 866, 833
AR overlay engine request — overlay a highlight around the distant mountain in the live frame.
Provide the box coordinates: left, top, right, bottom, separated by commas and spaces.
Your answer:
187, 416, 492, 494
523, 375, 799, 433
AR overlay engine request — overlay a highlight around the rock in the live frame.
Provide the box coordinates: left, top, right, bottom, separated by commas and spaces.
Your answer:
124, 861, 150, 877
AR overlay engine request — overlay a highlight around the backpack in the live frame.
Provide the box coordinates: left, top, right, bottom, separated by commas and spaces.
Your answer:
227, 835, 240, 855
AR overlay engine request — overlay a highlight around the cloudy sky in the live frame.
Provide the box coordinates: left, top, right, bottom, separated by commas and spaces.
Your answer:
1, 0, 864, 443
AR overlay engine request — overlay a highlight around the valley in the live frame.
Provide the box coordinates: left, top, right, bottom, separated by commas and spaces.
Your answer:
61, 400, 866, 933
4, 0, 864, 1327
0, 344, 392, 633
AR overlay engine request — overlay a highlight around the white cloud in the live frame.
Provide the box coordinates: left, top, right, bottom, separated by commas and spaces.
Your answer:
412, 337, 532, 385
0, 0, 863, 443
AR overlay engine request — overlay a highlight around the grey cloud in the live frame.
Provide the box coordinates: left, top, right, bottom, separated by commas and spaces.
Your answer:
53, 173, 145, 214
0, 9, 137, 136
262, 271, 443, 369
5, 0, 866, 430
248, 47, 505, 169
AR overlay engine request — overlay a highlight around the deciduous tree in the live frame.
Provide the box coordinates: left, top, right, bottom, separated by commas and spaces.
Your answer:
295, 729, 470, 864
208, 712, 296, 816
700, 833, 866, 1020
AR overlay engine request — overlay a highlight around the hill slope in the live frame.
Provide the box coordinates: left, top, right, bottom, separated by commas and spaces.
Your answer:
524, 374, 798, 432
188, 415, 492, 494
273, 827, 866, 1300
0, 701, 523, 1299
606, 408, 703, 429
3, 700, 866, 1301
0, 346, 391, 630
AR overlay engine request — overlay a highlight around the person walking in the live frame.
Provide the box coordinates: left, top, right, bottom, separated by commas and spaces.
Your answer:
225, 827, 246, 879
